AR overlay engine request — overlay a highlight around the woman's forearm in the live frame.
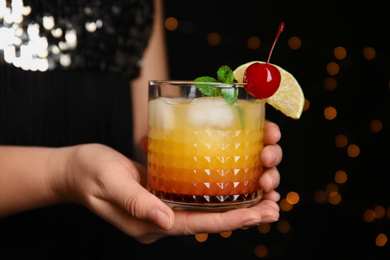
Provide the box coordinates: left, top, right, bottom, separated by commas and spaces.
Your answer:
0, 146, 69, 217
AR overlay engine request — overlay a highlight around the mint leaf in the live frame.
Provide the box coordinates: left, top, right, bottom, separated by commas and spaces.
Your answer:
194, 66, 238, 105
221, 88, 238, 106
194, 76, 217, 83
194, 76, 220, 97
217, 65, 234, 83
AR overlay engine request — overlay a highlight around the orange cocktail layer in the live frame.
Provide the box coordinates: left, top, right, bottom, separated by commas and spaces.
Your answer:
147, 98, 264, 202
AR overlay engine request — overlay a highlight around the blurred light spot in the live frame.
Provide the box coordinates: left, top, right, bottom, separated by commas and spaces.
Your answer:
326, 183, 339, 195
85, 21, 97, 32
314, 190, 327, 204
335, 170, 348, 184
195, 233, 208, 242
324, 106, 337, 120
347, 144, 360, 158
327, 62, 339, 76
286, 191, 300, 205
254, 245, 268, 258
59, 53, 71, 67
220, 231, 232, 238
334, 46, 347, 60
42, 15, 55, 30
51, 27, 63, 38
370, 119, 383, 133
303, 98, 310, 111
276, 220, 291, 233
165, 17, 178, 31
363, 46, 376, 60
324, 77, 338, 91
328, 191, 341, 205
280, 198, 293, 212
288, 36, 301, 50
207, 32, 221, 46
374, 205, 386, 219
363, 209, 375, 222
335, 134, 348, 148
257, 223, 271, 234
376, 233, 388, 247
247, 36, 261, 50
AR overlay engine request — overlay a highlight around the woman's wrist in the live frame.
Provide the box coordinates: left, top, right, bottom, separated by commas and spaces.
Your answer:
47, 145, 80, 205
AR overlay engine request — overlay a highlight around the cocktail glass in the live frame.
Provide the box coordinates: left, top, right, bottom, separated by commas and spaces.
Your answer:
147, 81, 265, 211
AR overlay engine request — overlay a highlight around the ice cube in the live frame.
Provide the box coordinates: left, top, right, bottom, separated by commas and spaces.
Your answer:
188, 97, 235, 129
148, 98, 175, 130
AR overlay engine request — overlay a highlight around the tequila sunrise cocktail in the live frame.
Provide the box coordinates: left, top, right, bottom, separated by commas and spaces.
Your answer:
147, 81, 265, 211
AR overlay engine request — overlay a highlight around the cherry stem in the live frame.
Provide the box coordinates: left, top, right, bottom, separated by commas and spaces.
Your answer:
266, 22, 285, 64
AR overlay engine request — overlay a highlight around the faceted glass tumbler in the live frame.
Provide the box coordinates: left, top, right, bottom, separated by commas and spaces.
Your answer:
147, 81, 265, 211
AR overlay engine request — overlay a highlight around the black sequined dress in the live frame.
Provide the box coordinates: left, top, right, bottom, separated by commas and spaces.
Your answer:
0, 0, 154, 257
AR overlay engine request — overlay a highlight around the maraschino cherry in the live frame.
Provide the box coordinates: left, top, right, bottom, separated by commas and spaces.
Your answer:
243, 22, 285, 99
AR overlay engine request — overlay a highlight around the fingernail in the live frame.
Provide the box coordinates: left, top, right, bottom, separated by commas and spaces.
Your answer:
242, 218, 261, 227
153, 209, 171, 231
271, 149, 278, 165
271, 176, 277, 188
261, 216, 279, 223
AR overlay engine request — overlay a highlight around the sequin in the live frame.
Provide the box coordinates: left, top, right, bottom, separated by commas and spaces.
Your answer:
0, 0, 153, 78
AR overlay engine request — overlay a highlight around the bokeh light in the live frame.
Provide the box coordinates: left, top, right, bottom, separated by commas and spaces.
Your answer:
347, 144, 360, 158
335, 170, 348, 184
375, 233, 388, 247
363, 209, 376, 223
254, 245, 268, 258
335, 134, 348, 148
334, 46, 347, 60
374, 205, 386, 219
207, 32, 222, 46
370, 119, 383, 133
286, 191, 300, 205
165, 17, 178, 31
247, 36, 261, 50
257, 223, 271, 234
363, 46, 376, 60
276, 220, 291, 234
324, 77, 338, 91
324, 106, 337, 120
328, 191, 342, 205
327, 62, 340, 75
219, 231, 232, 238
303, 98, 310, 111
195, 233, 208, 242
314, 190, 327, 204
280, 198, 293, 212
288, 36, 301, 50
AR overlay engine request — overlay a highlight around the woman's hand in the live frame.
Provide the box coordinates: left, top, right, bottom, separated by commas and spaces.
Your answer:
54, 120, 282, 244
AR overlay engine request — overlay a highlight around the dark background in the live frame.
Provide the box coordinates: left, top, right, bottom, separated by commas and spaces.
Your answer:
151, 1, 390, 259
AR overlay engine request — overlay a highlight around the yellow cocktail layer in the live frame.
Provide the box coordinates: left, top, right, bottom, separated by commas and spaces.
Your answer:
147, 128, 263, 196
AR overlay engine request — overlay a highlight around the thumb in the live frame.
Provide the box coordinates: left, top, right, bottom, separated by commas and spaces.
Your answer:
119, 180, 175, 231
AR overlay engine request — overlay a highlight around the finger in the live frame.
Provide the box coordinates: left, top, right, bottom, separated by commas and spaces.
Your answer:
87, 196, 166, 244
262, 190, 281, 202
167, 200, 280, 235
264, 120, 281, 145
171, 208, 261, 235
141, 136, 148, 153
100, 163, 175, 231
117, 180, 174, 231
260, 144, 283, 168
259, 167, 280, 192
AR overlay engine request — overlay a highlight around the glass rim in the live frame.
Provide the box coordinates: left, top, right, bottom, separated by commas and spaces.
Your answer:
149, 80, 248, 88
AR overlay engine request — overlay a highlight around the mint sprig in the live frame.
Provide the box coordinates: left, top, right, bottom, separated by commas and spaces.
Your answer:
194, 65, 238, 106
